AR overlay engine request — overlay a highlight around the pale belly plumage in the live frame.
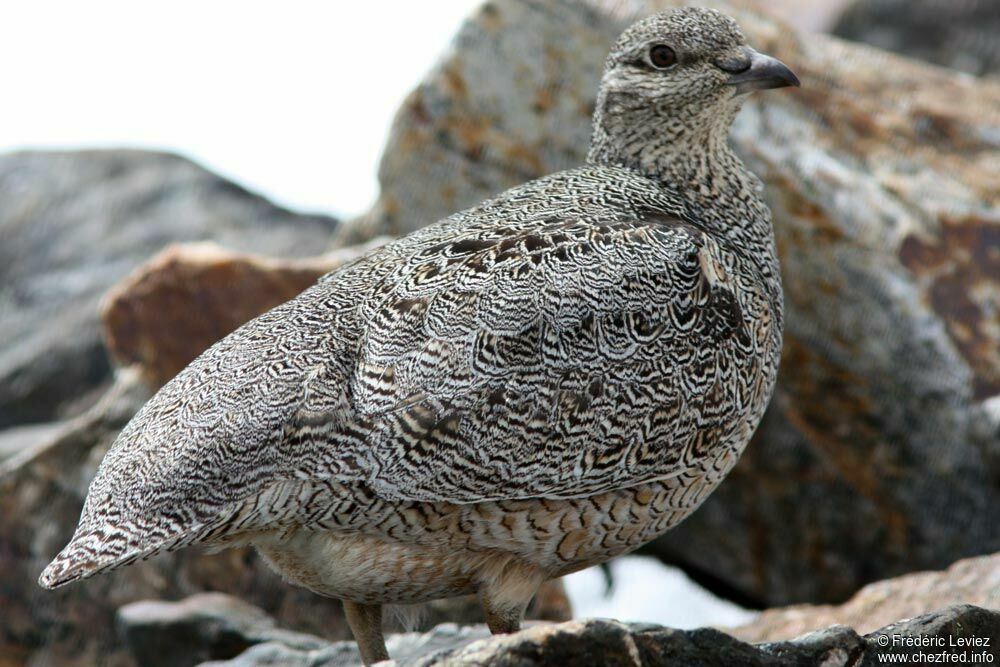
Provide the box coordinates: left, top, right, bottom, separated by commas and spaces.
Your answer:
251, 468, 726, 606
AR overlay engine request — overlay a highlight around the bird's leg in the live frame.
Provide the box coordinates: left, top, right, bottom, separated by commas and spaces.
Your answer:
481, 593, 529, 634
479, 564, 544, 635
343, 600, 389, 665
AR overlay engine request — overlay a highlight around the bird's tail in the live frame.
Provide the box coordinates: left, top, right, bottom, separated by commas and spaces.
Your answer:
38, 511, 231, 588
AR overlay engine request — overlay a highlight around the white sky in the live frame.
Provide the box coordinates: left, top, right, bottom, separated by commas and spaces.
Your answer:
566, 555, 757, 628
0, 1, 481, 219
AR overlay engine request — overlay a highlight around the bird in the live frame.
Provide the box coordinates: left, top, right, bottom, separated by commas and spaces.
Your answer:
40, 8, 797, 665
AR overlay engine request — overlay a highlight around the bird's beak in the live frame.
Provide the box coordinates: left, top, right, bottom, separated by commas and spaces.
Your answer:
725, 48, 800, 94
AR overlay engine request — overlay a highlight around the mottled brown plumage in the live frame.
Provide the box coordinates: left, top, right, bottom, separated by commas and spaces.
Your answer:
41, 8, 797, 664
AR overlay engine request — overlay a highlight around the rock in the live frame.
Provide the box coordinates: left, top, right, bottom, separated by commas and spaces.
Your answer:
862, 605, 1000, 665
116, 594, 328, 667
0, 150, 338, 430
200, 622, 493, 667
411, 619, 861, 667
413, 606, 1000, 666
114, 592, 575, 667
102, 240, 387, 390
833, 0, 1000, 77
0, 420, 66, 463
750, 0, 854, 32
185, 604, 1000, 666
201, 642, 356, 667
334, 0, 1000, 605
731, 552, 1000, 642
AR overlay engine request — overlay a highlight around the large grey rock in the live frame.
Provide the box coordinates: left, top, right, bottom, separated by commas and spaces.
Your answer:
0, 150, 338, 429
171, 603, 1000, 666
335, 0, 1000, 606
833, 0, 1000, 77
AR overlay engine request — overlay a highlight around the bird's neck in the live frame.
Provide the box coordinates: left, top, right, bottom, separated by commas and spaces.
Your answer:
587, 103, 750, 214
587, 106, 781, 297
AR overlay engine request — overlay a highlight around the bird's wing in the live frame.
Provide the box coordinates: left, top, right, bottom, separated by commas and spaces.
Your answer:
298, 212, 770, 503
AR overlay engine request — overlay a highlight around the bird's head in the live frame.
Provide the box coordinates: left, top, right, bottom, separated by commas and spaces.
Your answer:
589, 7, 799, 171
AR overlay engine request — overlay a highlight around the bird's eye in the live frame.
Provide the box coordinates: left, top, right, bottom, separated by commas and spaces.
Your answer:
648, 44, 677, 70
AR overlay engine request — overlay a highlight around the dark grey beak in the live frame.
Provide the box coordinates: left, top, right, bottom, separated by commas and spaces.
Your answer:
723, 48, 800, 94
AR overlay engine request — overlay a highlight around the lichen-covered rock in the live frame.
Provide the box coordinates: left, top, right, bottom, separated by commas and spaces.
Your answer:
731, 552, 1000, 642
833, 0, 1000, 77
0, 150, 338, 430
335, 0, 1000, 606
145, 603, 1000, 667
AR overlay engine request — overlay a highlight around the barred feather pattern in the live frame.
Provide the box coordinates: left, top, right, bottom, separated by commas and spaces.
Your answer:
41, 8, 785, 607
